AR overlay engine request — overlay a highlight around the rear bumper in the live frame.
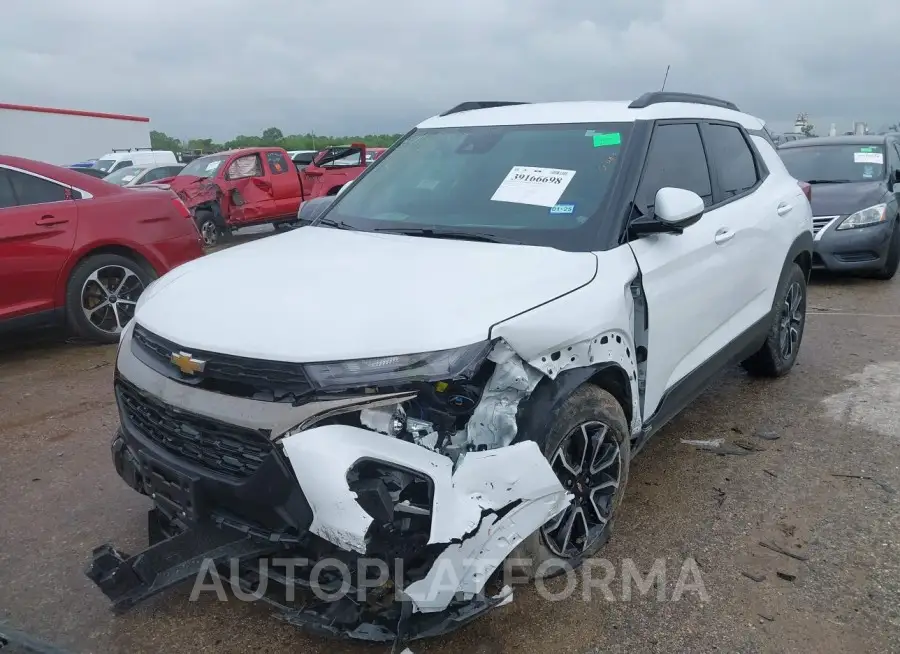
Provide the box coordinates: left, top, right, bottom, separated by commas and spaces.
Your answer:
813, 218, 895, 272
150, 233, 204, 272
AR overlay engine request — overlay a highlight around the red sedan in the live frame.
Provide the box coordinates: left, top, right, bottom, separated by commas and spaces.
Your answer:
0, 155, 204, 343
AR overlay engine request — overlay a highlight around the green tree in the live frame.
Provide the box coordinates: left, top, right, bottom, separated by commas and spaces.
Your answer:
185, 138, 223, 153
262, 127, 284, 143
801, 123, 816, 137
150, 130, 183, 152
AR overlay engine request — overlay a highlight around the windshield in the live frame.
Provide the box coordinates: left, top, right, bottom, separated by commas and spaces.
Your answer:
93, 159, 117, 172
780, 144, 886, 183
177, 154, 229, 178
103, 165, 144, 185
323, 122, 632, 249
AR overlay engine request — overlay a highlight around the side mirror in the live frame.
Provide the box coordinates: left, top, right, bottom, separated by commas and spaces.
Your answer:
893, 169, 900, 185
336, 180, 353, 196
628, 187, 704, 238
654, 187, 705, 226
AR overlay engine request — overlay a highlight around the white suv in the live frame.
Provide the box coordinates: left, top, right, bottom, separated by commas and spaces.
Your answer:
87, 92, 813, 644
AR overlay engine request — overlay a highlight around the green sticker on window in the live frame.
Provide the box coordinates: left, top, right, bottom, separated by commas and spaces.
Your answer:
859, 147, 875, 152
593, 132, 621, 147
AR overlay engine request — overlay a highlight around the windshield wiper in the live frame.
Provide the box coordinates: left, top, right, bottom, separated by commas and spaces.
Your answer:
314, 217, 358, 230
373, 227, 514, 243
805, 179, 853, 184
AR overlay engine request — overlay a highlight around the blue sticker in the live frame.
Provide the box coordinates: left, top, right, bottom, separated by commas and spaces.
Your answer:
550, 203, 575, 215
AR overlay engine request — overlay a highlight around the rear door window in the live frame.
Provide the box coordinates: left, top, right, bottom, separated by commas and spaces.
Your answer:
0, 170, 17, 209
266, 151, 291, 175
5, 169, 68, 205
637, 123, 713, 209
704, 123, 759, 199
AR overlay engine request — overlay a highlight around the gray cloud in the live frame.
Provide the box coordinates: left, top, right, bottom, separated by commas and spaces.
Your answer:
2, 0, 897, 139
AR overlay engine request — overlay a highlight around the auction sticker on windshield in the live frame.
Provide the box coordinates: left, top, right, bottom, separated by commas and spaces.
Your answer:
491, 166, 576, 207
854, 151, 883, 164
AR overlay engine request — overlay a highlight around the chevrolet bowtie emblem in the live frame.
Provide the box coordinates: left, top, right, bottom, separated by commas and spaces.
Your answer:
170, 351, 206, 375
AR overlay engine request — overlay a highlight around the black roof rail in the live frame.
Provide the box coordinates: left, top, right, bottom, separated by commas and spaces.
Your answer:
628, 92, 739, 112
440, 101, 530, 116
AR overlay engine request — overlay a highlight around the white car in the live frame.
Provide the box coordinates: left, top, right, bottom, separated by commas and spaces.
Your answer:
87, 92, 813, 643
102, 163, 185, 187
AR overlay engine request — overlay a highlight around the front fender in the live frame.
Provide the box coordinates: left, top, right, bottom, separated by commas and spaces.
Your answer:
490, 245, 642, 435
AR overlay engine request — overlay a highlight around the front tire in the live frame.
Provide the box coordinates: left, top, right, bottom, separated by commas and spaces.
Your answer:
65, 253, 155, 344
741, 262, 807, 377
870, 221, 899, 280
511, 385, 631, 580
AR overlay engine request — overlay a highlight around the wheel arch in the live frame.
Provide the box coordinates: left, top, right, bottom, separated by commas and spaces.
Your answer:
785, 230, 813, 284
56, 244, 160, 308
515, 361, 634, 448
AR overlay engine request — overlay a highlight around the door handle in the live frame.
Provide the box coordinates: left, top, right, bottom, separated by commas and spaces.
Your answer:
714, 228, 735, 245
35, 214, 69, 226
776, 202, 793, 216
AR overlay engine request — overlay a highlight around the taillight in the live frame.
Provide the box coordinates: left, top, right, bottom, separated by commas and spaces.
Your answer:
171, 197, 191, 219
798, 181, 812, 203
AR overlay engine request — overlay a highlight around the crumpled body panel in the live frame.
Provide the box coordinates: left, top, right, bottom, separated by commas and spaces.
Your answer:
281, 427, 570, 613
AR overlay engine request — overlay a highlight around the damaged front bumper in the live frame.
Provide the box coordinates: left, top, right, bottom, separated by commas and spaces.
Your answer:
89, 417, 569, 642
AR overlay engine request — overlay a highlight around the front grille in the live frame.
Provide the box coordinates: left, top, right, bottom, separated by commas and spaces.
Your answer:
132, 325, 314, 402
116, 379, 273, 478
813, 215, 840, 235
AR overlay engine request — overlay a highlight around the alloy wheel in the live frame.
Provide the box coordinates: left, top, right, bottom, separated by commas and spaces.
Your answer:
541, 420, 623, 559
199, 219, 218, 247
80, 265, 145, 336
779, 281, 803, 360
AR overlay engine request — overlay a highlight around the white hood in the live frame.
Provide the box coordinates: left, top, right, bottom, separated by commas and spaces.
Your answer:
135, 226, 597, 362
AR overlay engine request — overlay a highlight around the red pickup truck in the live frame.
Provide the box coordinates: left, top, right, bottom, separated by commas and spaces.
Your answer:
166, 144, 384, 247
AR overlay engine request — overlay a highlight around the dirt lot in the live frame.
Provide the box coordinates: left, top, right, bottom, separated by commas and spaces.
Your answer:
1, 240, 898, 653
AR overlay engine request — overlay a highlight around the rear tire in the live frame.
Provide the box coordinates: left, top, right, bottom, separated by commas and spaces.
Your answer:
870, 221, 899, 280
741, 263, 807, 377
65, 253, 155, 344
509, 385, 630, 581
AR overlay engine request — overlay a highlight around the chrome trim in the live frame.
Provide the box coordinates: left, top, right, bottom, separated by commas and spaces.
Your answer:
289, 391, 418, 436
0, 163, 94, 199
116, 325, 418, 440
812, 215, 841, 241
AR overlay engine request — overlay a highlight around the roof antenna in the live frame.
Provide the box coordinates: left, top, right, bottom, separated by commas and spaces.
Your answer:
660, 65, 671, 91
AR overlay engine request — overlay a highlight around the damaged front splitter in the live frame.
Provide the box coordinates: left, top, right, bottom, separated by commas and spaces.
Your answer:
85, 511, 518, 644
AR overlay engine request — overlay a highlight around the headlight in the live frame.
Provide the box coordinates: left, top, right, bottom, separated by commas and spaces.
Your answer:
304, 341, 493, 389
838, 204, 887, 230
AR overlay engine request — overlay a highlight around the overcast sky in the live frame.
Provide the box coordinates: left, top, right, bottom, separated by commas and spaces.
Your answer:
2, 0, 897, 139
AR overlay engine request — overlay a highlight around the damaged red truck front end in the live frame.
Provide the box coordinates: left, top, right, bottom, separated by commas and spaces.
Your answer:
166, 147, 305, 246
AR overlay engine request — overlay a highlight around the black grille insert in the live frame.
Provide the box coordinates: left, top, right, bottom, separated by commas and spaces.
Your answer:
132, 325, 314, 402
116, 379, 273, 478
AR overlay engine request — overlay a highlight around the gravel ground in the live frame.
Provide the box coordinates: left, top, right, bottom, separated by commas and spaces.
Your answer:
1, 238, 898, 653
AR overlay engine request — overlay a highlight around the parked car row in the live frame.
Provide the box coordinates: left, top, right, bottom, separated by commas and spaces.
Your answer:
54, 144, 388, 247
